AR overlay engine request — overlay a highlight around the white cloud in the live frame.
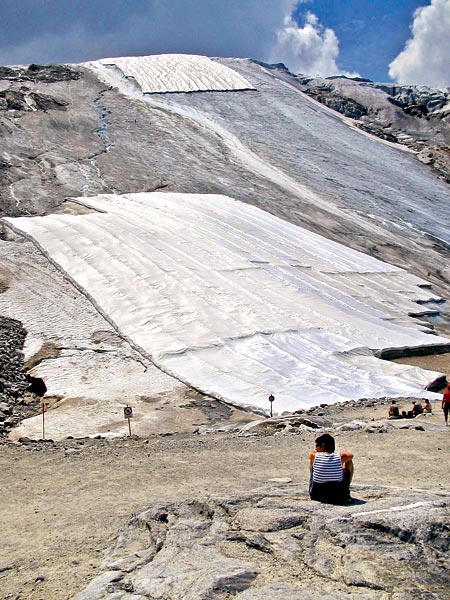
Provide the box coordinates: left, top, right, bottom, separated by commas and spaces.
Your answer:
269, 11, 360, 78
389, 0, 450, 87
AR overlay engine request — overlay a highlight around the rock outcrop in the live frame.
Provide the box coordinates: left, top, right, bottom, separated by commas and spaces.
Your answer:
74, 484, 450, 599
0, 63, 81, 83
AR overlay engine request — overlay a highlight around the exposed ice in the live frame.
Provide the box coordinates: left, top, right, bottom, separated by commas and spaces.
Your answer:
7, 192, 448, 414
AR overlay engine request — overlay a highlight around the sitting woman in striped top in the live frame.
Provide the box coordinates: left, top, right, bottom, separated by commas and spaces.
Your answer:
308, 433, 354, 505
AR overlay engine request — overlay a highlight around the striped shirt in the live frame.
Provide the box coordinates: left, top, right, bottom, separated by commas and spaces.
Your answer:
312, 452, 344, 483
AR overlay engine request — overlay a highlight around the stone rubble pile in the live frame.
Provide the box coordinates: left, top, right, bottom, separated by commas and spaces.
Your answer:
235, 413, 442, 438
0, 316, 31, 435
0, 63, 81, 83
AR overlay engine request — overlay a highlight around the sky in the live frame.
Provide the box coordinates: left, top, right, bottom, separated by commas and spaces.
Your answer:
1, 1, 449, 87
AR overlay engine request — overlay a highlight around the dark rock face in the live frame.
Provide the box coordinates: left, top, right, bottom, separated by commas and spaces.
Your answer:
0, 87, 68, 113
0, 89, 27, 111
29, 91, 68, 112
75, 485, 449, 599
0, 316, 27, 399
379, 85, 449, 116
0, 64, 81, 83
299, 85, 368, 119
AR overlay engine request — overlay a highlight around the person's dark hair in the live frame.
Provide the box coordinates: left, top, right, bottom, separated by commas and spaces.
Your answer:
315, 433, 335, 453
391, 400, 396, 404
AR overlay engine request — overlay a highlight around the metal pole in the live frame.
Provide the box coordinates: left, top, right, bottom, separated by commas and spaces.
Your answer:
268, 394, 275, 418
128, 417, 132, 436
41, 399, 45, 440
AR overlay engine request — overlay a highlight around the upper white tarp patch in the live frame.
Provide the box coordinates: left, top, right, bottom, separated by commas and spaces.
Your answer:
7, 193, 448, 413
94, 54, 254, 94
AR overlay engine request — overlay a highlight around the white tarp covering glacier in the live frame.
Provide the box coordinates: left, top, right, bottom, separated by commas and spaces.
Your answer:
96, 54, 254, 93
6, 193, 449, 413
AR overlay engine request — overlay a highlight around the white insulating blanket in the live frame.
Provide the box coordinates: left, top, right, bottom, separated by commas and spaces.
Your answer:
7, 193, 448, 413
95, 54, 254, 94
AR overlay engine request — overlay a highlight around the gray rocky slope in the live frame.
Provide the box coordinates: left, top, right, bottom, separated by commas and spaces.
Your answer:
293, 70, 450, 183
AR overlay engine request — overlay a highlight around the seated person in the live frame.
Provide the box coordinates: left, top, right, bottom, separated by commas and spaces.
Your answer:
388, 400, 400, 418
423, 399, 432, 414
309, 433, 353, 505
406, 401, 423, 418
412, 401, 423, 417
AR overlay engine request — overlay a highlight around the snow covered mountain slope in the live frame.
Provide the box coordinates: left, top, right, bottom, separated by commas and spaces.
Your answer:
6, 192, 448, 415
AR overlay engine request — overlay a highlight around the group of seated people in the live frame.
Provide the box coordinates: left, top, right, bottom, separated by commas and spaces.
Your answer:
308, 397, 436, 505
309, 400, 431, 504
309, 393, 442, 505
388, 399, 432, 419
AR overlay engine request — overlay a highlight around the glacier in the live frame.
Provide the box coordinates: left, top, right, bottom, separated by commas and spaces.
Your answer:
2, 53, 450, 438
7, 192, 448, 414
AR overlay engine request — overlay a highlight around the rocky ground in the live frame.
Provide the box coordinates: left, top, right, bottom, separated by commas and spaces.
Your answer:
1, 394, 449, 600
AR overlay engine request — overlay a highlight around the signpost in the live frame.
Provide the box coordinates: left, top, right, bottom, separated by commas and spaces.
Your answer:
124, 405, 133, 436
41, 399, 46, 440
268, 394, 275, 418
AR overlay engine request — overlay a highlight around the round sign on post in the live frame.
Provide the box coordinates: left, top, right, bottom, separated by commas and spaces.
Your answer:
268, 394, 275, 418
124, 405, 133, 436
